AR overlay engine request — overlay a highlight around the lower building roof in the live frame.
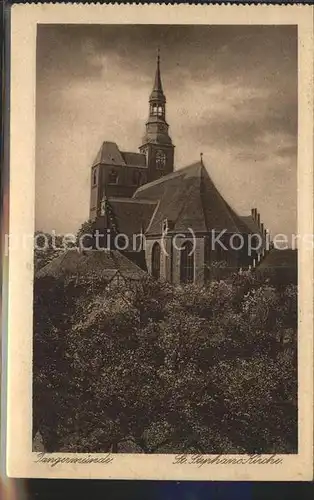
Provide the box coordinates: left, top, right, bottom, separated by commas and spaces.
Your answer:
258, 249, 297, 269
36, 249, 147, 281
94, 198, 158, 250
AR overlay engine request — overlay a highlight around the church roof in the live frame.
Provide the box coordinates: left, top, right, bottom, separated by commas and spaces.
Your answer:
92, 141, 125, 167
92, 141, 146, 168
240, 215, 263, 235
107, 198, 157, 235
94, 198, 158, 250
121, 152, 146, 167
133, 161, 253, 236
36, 249, 147, 281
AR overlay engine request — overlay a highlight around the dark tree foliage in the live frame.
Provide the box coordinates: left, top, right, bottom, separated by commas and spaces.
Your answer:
33, 220, 94, 273
33, 231, 65, 272
76, 219, 95, 250
33, 269, 297, 454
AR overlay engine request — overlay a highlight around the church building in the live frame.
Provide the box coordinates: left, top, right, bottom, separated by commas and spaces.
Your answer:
89, 52, 270, 285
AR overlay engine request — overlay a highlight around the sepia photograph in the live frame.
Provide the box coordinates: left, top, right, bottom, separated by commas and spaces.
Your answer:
6, 3, 314, 480
33, 22, 299, 455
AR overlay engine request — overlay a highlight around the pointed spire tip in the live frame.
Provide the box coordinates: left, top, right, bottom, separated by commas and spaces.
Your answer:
151, 46, 163, 96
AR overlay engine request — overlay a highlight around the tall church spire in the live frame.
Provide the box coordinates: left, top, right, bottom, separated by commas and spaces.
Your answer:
145, 49, 169, 136
139, 49, 174, 182
150, 48, 164, 100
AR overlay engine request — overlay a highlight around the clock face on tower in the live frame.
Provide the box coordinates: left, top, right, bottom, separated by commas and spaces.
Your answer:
156, 150, 166, 170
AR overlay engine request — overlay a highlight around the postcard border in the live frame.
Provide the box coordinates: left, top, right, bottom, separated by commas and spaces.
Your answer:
6, 3, 314, 480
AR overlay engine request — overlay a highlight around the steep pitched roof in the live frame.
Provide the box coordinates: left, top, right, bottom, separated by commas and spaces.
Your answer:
92, 142, 146, 168
240, 215, 265, 236
106, 198, 157, 236
133, 162, 252, 236
92, 142, 126, 167
94, 198, 157, 251
121, 152, 146, 167
36, 249, 147, 281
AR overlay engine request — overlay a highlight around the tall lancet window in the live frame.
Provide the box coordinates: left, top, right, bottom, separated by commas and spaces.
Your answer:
152, 242, 161, 279
180, 241, 194, 284
92, 167, 97, 186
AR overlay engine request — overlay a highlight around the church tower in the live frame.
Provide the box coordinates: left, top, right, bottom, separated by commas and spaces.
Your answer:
139, 50, 174, 182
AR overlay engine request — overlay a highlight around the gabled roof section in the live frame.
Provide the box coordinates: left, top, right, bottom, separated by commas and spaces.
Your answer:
121, 152, 147, 167
92, 142, 126, 167
133, 161, 253, 236
107, 198, 157, 237
93, 198, 158, 251
36, 249, 147, 281
92, 142, 147, 169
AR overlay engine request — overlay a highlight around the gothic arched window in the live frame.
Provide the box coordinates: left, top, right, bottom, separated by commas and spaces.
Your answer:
151, 242, 161, 279
180, 240, 194, 284
108, 169, 119, 184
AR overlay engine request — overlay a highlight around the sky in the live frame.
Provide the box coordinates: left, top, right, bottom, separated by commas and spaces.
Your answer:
36, 24, 297, 238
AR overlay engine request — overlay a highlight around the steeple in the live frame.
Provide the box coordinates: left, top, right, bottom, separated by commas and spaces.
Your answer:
142, 49, 172, 145
150, 48, 164, 101
139, 49, 174, 182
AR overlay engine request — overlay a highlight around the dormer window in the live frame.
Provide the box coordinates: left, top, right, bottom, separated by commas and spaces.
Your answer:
108, 169, 119, 184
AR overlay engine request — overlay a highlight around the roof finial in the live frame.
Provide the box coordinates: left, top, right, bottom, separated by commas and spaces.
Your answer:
200, 152, 204, 165
157, 46, 160, 64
